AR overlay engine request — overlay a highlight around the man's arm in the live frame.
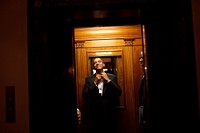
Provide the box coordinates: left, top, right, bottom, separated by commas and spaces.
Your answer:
107, 74, 122, 96
82, 77, 99, 99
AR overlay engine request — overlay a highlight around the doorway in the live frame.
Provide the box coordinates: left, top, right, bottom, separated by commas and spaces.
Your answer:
75, 25, 147, 133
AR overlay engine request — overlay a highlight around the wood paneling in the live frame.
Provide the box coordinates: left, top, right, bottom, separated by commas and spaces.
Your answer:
75, 48, 87, 107
75, 25, 142, 41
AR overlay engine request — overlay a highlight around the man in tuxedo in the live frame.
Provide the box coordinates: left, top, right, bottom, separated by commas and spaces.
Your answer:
82, 57, 122, 133
138, 51, 148, 133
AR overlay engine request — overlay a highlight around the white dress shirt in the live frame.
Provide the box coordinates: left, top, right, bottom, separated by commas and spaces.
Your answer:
97, 79, 104, 96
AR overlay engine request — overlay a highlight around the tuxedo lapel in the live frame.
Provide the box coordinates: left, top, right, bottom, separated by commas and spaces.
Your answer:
91, 74, 96, 83
103, 79, 107, 95
102, 74, 113, 95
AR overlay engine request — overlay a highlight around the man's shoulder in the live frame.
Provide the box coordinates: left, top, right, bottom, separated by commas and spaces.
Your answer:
86, 74, 95, 79
106, 73, 116, 77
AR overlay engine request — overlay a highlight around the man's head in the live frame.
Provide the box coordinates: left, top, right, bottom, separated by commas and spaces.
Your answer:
93, 57, 105, 71
139, 51, 144, 67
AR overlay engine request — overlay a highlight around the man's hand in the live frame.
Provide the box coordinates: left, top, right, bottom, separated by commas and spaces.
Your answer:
94, 74, 102, 85
101, 72, 110, 81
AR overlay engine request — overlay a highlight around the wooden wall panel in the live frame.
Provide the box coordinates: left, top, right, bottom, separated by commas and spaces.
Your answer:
75, 25, 142, 41
123, 45, 136, 133
75, 48, 87, 107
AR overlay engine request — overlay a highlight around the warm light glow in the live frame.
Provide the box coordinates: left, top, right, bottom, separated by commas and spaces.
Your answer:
95, 52, 112, 55
90, 30, 117, 34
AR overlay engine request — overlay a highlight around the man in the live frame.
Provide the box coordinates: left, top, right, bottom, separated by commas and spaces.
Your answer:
82, 57, 122, 133
77, 108, 81, 127
138, 51, 148, 133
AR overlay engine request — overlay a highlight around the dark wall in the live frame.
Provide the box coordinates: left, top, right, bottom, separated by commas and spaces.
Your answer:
28, 5, 77, 133
143, 1, 199, 132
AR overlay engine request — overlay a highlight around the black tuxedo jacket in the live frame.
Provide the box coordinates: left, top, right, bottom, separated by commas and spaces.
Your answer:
82, 73, 122, 107
82, 73, 122, 133
83, 73, 121, 111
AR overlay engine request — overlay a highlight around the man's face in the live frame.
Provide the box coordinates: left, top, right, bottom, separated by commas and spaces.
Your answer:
93, 58, 105, 70
139, 51, 144, 67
